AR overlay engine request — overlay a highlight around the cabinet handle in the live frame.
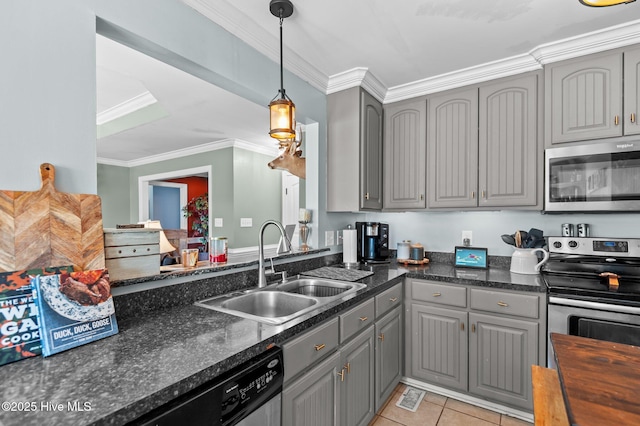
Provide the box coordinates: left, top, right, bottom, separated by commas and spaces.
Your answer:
482, 190, 486, 199
432, 292, 441, 297
337, 369, 345, 382
389, 297, 398, 302
378, 333, 385, 342
314, 344, 326, 351
471, 191, 475, 199
632, 113, 636, 124
497, 301, 508, 307
615, 115, 620, 126
461, 322, 465, 331
359, 316, 368, 322
344, 362, 351, 374
420, 194, 424, 201
472, 324, 476, 333
365, 192, 370, 200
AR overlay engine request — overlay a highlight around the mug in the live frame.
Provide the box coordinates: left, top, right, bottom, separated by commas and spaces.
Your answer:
510, 248, 549, 275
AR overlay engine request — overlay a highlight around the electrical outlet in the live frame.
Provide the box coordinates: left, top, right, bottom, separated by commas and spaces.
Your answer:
214, 218, 223, 227
336, 230, 343, 245
240, 218, 252, 228
325, 230, 335, 246
461, 230, 473, 246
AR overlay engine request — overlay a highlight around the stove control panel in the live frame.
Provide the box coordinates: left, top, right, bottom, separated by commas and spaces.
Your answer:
548, 237, 640, 257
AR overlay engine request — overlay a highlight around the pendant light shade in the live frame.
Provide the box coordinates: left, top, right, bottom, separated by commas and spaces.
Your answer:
268, 0, 296, 141
579, 0, 635, 6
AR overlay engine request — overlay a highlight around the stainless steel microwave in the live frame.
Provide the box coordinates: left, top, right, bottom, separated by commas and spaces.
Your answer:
545, 140, 640, 211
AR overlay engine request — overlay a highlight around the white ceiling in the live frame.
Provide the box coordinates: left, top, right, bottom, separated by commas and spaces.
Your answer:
97, 0, 640, 164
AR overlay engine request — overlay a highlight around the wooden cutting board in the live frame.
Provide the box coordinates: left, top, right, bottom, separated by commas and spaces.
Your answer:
0, 163, 105, 272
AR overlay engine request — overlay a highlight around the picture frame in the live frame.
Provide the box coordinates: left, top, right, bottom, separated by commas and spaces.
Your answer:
454, 246, 488, 269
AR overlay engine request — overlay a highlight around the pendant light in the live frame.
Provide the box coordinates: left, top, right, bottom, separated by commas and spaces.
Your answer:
579, 0, 635, 6
269, 0, 296, 141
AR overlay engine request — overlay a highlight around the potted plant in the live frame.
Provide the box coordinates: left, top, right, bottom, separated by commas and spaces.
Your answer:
182, 193, 209, 259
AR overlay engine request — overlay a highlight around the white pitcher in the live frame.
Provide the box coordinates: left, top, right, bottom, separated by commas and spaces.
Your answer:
510, 248, 549, 275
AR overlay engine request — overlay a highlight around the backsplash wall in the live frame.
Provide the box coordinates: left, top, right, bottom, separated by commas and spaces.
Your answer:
363, 210, 640, 257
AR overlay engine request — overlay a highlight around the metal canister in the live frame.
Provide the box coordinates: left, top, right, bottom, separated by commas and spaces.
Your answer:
210, 237, 228, 264
561, 223, 574, 237
577, 223, 590, 238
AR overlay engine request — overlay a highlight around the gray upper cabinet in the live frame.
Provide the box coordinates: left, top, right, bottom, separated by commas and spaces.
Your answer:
624, 46, 640, 136
427, 87, 479, 208
383, 98, 427, 209
428, 73, 541, 209
479, 74, 540, 207
546, 51, 623, 144
327, 87, 383, 212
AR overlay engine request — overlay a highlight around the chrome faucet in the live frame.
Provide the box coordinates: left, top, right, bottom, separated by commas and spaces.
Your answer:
258, 220, 292, 288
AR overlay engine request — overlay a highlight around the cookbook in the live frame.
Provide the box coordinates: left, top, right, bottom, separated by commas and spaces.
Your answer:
0, 266, 74, 366
31, 269, 119, 357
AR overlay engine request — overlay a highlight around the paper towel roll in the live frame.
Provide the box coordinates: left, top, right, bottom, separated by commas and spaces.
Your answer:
343, 229, 358, 266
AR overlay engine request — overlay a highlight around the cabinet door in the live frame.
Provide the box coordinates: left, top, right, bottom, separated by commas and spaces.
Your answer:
547, 52, 623, 144
340, 326, 375, 426
427, 88, 479, 208
383, 98, 426, 209
410, 303, 467, 391
624, 46, 640, 136
375, 306, 403, 411
360, 89, 383, 210
469, 312, 538, 410
283, 351, 341, 426
479, 74, 539, 207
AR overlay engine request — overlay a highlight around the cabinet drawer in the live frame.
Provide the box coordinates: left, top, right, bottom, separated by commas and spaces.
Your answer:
104, 229, 160, 246
340, 298, 375, 342
105, 244, 159, 259
470, 289, 539, 319
283, 317, 339, 383
105, 254, 160, 281
375, 283, 403, 317
411, 280, 467, 308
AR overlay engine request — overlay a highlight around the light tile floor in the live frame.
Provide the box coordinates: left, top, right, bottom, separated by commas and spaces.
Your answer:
369, 384, 532, 426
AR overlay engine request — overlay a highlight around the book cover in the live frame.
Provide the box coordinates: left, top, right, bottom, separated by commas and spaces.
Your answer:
31, 269, 119, 357
0, 266, 74, 366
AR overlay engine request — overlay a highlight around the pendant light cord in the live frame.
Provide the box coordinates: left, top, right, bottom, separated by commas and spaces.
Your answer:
279, 9, 285, 98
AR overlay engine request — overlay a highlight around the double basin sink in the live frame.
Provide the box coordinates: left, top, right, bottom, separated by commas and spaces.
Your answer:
195, 277, 367, 324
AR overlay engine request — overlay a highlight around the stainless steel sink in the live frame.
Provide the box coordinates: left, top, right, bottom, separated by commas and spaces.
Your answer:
276, 277, 366, 298
195, 276, 366, 324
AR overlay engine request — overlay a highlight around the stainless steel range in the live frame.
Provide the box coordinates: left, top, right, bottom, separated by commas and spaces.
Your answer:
542, 236, 640, 368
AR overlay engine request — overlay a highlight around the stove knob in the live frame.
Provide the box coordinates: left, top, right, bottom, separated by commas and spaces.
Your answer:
568, 240, 578, 248
553, 241, 562, 249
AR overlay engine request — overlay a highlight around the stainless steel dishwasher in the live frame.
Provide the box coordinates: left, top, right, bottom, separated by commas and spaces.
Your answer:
131, 347, 283, 426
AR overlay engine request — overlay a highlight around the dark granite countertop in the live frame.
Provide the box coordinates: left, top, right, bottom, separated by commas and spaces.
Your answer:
0, 260, 545, 426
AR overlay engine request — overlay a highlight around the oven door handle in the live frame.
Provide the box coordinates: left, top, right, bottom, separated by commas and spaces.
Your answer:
549, 296, 640, 315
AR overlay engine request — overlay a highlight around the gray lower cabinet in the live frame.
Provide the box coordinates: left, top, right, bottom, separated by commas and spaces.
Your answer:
340, 325, 375, 426
469, 312, 538, 410
283, 285, 403, 426
282, 351, 341, 426
327, 86, 383, 211
375, 306, 403, 410
406, 278, 545, 412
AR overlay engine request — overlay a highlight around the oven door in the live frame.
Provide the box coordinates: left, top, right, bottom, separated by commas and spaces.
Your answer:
548, 296, 640, 368
545, 140, 640, 211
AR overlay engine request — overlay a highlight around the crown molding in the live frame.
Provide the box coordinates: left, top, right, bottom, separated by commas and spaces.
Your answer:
97, 139, 278, 168
182, 4, 640, 104
182, 0, 328, 92
530, 19, 640, 65
96, 91, 157, 125
326, 67, 387, 103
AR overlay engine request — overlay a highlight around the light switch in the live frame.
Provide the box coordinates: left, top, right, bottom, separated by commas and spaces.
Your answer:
214, 218, 223, 227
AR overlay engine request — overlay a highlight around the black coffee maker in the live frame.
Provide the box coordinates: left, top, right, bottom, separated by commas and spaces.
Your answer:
355, 222, 389, 263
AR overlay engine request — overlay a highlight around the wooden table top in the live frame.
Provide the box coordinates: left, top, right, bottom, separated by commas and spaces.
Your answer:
551, 333, 640, 426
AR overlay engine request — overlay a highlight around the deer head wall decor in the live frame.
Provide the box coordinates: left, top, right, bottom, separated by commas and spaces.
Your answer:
267, 139, 306, 180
